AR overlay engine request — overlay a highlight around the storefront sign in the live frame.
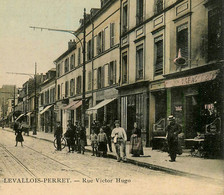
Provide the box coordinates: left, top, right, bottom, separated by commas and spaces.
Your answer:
165, 70, 219, 88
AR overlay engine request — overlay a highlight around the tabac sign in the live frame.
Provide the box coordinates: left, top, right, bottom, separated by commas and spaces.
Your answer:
165, 70, 219, 88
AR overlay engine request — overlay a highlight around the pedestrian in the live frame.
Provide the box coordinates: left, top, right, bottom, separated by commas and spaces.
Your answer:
111, 120, 127, 162
130, 122, 144, 157
54, 121, 62, 151
97, 128, 108, 157
68, 120, 76, 152
90, 129, 98, 156
102, 121, 113, 152
78, 124, 86, 154
15, 123, 24, 147
165, 115, 182, 162
64, 121, 75, 152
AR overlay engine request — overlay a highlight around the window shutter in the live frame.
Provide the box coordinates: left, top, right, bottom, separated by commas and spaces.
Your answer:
102, 30, 105, 52
113, 61, 116, 84
101, 66, 104, 88
94, 69, 97, 89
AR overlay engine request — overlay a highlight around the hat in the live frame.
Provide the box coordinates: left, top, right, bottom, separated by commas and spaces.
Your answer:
114, 120, 120, 124
168, 115, 175, 121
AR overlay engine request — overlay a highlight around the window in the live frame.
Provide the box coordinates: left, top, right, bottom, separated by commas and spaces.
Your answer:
57, 85, 60, 100
110, 23, 115, 47
123, 2, 128, 33
61, 83, 64, 98
136, 0, 143, 25
65, 81, 69, 98
177, 24, 188, 60
136, 45, 143, 80
70, 55, 74, 69
45, 90, 49, 104
88, 71, 92, 90
57, 63, 61, 77
208, 8, 222, 61
97, 31, 105, 55
64, 58, 69, 73
87, 39, 92, 60
108, 61, 116, 85
78, 48, 81, 65
97, 67, 104, 89
70, 79, 75, 96
122, 52, 128, 83
76, 76, 82, 94
41, 93, 44, 105
154, 36, 163, 76
155, 0, 163, 13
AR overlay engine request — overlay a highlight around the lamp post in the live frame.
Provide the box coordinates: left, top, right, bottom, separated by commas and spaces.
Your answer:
30, 8, 87, 127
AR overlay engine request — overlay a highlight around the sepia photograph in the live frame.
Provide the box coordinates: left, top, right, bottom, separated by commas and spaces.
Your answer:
0, 0, 223, 194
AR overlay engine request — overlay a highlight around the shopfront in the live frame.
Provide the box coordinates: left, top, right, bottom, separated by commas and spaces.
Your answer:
118, 82, 148, 145
165, 69, 222, 138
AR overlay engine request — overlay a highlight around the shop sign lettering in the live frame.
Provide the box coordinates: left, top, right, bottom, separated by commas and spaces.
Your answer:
175, 106, 182, 111
165, 70, 219, 88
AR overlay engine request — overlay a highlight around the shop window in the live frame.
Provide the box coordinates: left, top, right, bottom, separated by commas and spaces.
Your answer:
136, 0, 143, 25
64, 58, 69, 73
177, 23, 188, 60
70, 55, 74, 70
110, 23, 115, 47
76, 76, 82, 94
136, 44, 144, 80
155, 0, 163, 14
122, 52, 128, 84
154, 36, 163, 76
122, 1, 128, 33
208, 8, 222, 61
108, 61, 116, 85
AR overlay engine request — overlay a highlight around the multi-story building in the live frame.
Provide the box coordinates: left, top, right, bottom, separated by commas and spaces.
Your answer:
38, 68, 56, 133
119, 0, 223, 146
54, 0, 120, 136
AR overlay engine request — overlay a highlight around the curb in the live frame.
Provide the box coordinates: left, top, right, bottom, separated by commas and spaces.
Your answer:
2, 128, 223, 184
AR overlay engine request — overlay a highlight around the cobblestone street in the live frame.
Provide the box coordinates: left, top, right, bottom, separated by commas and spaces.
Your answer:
0, 130, 223, 195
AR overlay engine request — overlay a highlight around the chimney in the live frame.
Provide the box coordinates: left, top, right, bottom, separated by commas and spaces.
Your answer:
68, 39, 76, 50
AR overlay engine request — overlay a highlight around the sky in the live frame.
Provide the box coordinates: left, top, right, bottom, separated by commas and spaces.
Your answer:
0, 0, 100, 88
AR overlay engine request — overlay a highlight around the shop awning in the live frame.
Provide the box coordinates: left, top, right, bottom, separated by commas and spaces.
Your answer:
165, 70, 219, 88
62, 101, 79, 110
69, 100, 82, 110
26, 112, 32, 116
86, 98, 116, 114
40, 105, 53, 115
15, 113, 25, 122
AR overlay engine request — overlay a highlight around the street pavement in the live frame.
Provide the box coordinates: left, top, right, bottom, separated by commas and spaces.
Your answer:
0, 128, 223, 195
2, 127, 224, 182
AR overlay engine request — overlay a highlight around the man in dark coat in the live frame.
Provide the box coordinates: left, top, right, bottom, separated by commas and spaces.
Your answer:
165, 116, 182, 162
64, 121, 75, 152
102, 121, 113, 152
54, 122, 62, 151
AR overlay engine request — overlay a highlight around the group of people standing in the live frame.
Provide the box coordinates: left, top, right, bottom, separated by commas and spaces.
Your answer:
54, 115, 182, 163
54, 120, 86, 154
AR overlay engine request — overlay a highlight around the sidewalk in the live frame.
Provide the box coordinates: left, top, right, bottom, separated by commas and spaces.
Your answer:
3, 128, 223, 183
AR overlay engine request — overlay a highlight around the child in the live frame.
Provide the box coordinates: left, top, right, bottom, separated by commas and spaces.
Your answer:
90, 130, 98, 156
97, 128, 108, 157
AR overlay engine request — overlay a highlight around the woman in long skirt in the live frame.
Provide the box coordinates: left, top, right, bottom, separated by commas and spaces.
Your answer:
130, 122, 143, 157
15, 123, 24, 147
97, 128, 108, 157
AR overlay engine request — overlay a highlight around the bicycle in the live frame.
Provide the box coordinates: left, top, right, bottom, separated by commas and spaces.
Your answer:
53, 137, 67, 150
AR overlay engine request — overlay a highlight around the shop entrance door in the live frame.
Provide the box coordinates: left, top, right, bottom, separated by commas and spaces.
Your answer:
127, 105, 136, 141
185, 96, 200, 138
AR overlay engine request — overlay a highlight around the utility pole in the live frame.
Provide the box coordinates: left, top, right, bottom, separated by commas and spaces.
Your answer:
13, 85, 16, 122
30, 8, 87, 128
33, 63, 37, 135
82, 8, 86, 127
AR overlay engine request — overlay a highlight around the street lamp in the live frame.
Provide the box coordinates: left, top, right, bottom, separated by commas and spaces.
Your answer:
7, 63, 38, 135
30, 8, 87, 127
